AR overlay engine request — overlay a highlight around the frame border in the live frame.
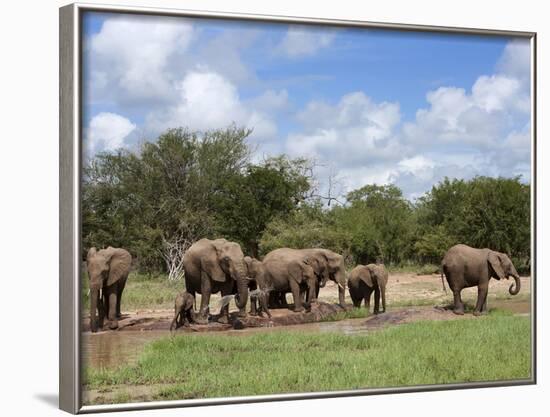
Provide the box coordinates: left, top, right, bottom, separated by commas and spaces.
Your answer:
59, 2, 537, 414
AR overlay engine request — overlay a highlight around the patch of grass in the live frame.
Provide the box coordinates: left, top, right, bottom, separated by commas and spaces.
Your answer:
84, 314, 531, 403
319, 308, 370, 322
81, 272, 183, 312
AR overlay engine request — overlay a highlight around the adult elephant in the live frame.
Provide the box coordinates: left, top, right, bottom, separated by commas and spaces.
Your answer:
299, 248, 346, 307
86, 247, 132, 332
348, 264, 388, 314
262, 248, 318, 313
441, 244, 521, 316
183, 238, 248, 324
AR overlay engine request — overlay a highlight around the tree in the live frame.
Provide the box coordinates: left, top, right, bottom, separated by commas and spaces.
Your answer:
82, 126, 253, 272
216, 156, 313, 256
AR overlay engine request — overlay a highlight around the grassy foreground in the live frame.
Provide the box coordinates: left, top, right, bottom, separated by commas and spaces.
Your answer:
84, 314, 531, 403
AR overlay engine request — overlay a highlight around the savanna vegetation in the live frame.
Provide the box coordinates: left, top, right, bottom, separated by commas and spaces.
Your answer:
84, 313, 531, 403
83, 126, 531, 275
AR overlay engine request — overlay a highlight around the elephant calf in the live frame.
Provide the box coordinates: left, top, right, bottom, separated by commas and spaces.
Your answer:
244, 256, 272, 318
170, 291, 196, 331
441, 244, 521, 316
348, 264, 388, 314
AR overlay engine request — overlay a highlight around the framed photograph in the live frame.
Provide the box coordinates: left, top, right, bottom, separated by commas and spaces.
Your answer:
59, 2, 536, 413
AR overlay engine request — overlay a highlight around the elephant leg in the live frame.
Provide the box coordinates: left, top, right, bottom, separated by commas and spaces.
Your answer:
307, 278, 317, 306
170, 312, 179, 331
474, 283, 489, 316
102, 289, 109, 323
197, 273, 211, 323
106, 286, 118, 329
116, 276, 127, 318
290, 280, 304, 313
260, 293, 272, 318
374, 288, 381, 314
217, 282, 233, 324
381, 287, 386, 313
364, 288, 373, 313
452, 289, 465, 315
249, 296, 258, 316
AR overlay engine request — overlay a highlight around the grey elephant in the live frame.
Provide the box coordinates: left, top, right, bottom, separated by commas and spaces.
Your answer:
86, 246, 132, 332
183, 238, 248, 324
348, 263, 388, 314
170, 291, 196, 331
441, 244, 521, 316
299, 248, 346, 306
262, 248, 318, 312
244, 256, 272, 318
262, 248, 346, 312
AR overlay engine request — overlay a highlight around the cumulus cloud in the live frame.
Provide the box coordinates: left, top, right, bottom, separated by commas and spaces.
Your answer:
87, 15, 194, 106
277, 25, 337, 57
283, 40, 531, 200
85, 112, 136, 155
146, 71, 279, 141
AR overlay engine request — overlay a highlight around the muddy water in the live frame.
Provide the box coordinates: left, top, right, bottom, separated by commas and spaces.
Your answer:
83, 300, 531, 370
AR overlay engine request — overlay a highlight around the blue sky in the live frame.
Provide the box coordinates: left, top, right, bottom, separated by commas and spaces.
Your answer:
82, 12, 531, 201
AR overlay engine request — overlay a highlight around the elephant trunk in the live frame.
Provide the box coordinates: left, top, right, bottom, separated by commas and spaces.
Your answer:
234, 262, 249, 311
90, 287, 99, 333
509, 274, 521, 295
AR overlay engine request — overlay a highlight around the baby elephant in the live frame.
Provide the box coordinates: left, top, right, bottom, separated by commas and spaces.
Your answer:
348, 264, 388, 314
244, 256, 272, 318
170, 291, 196, 331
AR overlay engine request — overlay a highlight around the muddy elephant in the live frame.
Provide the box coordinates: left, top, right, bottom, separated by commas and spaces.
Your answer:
86, 247, 132, 332
262, 248, 319, 312
244, 256, 272, 318
170, 291, 196, 331
348, 264, 388, 314
441, 244, 521, 316
183, 238, 248, 324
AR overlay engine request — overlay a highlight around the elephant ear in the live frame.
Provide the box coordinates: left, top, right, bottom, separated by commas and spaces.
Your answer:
202, 242, 226, 282
288, 260, 312, 284
488, 251, 506, 280
359, 267, 374, 287
184, 293, 195, 310
106, 248, 132, 286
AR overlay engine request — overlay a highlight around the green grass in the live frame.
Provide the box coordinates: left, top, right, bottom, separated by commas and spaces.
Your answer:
84, 314, 531, 402
319, 308, 371, 321
82, 272, 182, 311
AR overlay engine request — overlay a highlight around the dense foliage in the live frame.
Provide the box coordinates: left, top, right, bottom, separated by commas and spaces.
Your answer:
83, 126, 531, 273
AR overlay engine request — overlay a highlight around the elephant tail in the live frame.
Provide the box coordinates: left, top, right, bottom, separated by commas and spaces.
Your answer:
440, 265, 447, 294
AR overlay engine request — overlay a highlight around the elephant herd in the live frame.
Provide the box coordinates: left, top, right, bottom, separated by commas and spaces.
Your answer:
85, 241, 523, 332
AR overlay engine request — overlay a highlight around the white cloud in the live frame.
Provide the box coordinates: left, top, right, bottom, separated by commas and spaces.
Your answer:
146, 71, 278, 141
282, 39, 531, 201
87, 15, 194, 105
277, 26, 337, 57
85, 112, 136, 155
497, 39, 531, 82
286, 92, 401, 166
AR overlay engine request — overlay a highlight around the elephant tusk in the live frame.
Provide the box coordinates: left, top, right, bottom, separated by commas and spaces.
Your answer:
337, 282, 345, 290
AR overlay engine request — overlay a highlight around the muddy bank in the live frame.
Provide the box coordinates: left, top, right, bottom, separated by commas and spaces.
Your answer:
82, 301, 349, 333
